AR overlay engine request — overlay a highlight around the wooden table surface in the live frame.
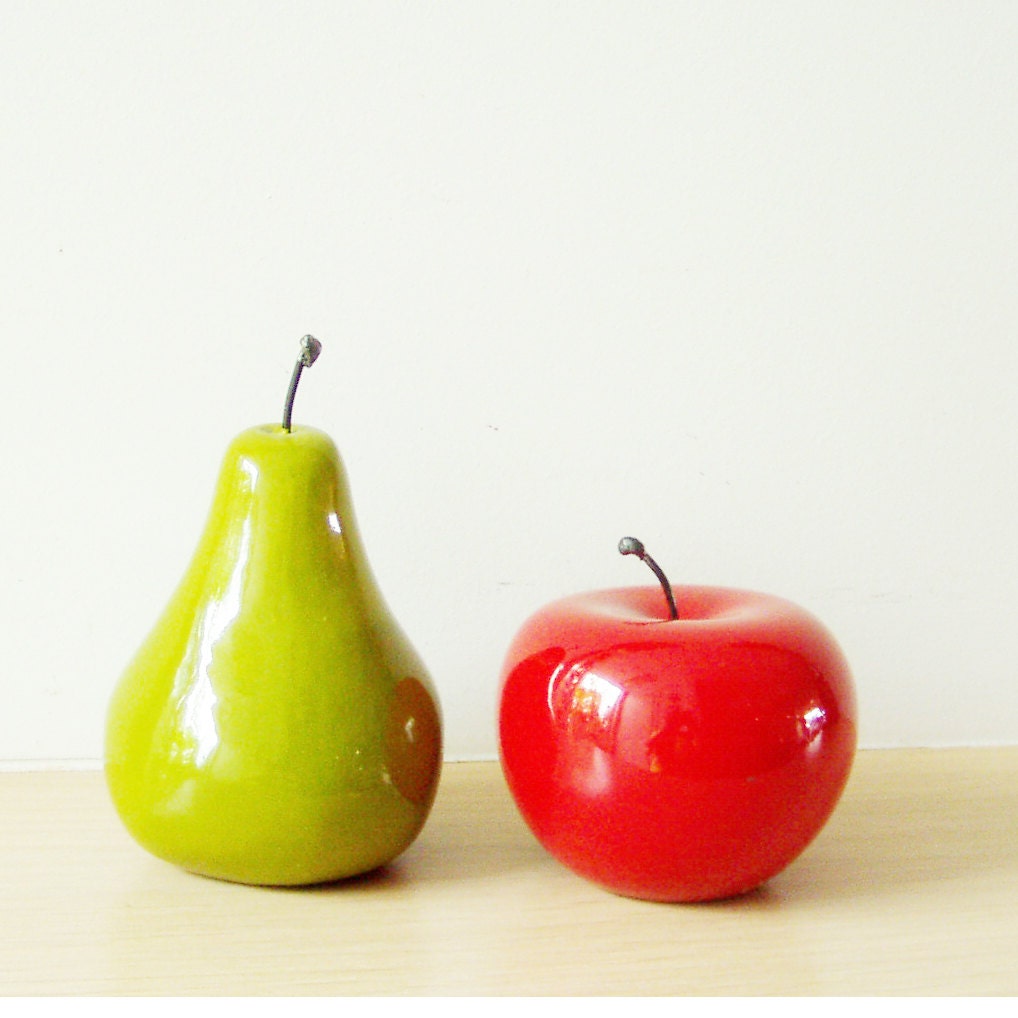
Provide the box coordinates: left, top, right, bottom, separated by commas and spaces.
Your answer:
1, 747, 1016, 995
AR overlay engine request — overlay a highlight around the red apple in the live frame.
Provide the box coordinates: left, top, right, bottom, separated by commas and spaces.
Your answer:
497, 538, 857, 902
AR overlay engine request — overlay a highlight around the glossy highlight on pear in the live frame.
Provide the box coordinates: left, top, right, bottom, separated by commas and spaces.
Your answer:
105, 341, 442, 885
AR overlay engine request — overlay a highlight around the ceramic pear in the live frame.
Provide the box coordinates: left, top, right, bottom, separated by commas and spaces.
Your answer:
105, 338, 442, 885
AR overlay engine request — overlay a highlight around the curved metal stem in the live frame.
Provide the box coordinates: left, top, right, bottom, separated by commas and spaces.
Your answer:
282, 335, 322, 432
618, 536, 679, 620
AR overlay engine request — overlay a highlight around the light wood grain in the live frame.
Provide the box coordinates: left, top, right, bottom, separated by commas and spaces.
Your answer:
1, 748, 1016, 995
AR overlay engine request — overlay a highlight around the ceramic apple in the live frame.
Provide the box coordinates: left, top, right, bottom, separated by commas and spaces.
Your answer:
497, 538, 857, 902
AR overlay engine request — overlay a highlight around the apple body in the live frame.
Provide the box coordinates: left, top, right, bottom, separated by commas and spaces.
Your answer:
497, 585, 857, 902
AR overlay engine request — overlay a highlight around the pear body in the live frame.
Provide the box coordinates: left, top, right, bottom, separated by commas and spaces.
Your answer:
105, 425, 442, 885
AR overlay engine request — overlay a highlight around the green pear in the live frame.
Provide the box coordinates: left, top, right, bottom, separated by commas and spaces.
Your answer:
105, 338, 442, 885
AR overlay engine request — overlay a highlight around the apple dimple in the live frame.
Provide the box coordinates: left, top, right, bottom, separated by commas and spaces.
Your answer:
568, 586, 788, 628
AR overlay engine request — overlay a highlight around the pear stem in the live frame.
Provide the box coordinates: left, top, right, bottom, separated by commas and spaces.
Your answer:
618, 536, 679, 620
282, 335, 323, 432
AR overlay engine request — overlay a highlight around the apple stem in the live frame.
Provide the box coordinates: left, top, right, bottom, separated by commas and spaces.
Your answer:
618, 537, 679, 620
282, 335, 323, 432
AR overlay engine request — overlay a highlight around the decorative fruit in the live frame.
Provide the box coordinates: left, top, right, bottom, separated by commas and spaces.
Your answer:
498, 537, 856, 902
106, 337, 442, 885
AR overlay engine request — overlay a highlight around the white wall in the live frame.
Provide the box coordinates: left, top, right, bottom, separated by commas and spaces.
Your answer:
2, 2, 1016, 764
